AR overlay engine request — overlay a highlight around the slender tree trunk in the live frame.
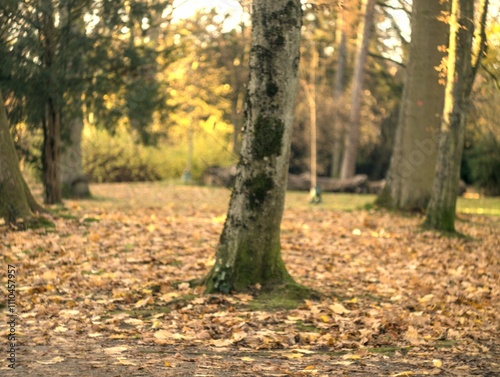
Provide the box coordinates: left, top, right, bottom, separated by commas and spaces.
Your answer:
330, 26, 347, 178
340, 0, 376, 179
204, 0, 303, 293
425, 0, 489, 231
303, 42, 320, 202
61, 113, 91, 198
42, 99, 62, 204
376, 0, 448, 211
0, 90, 43, 225
41, 0, 62, 204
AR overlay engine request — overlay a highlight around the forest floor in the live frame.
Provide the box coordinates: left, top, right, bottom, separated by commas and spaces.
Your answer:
1, 183, 499, 376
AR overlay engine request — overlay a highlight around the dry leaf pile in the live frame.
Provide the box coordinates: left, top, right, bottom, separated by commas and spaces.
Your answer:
1, 183, 499, 376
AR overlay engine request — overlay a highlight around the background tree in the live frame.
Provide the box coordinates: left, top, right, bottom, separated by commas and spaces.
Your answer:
376, 0, 448, 210
340, 0, 377, 179
204, 0, 305, 294
0, 89, 43, 225
425, 0, 489, 231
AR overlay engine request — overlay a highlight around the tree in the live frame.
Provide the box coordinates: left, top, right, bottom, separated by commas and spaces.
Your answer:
302, 40, 321, 202
330, 13, 348, 178
376, 0, 448, 210
340, 0, 377, 179
424, 0, 489, 231
0, 89, 43, 225
204, 0, 304, 294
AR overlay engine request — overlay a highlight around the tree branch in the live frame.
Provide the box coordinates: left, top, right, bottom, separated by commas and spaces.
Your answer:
480, 63, 500, 90
368, 52, 405, 68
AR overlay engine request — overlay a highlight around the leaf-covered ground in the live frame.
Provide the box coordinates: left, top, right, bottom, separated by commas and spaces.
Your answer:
1, 183, 499, 376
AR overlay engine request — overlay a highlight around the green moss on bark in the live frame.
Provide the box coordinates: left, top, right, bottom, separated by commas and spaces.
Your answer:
423, 206, 456, 233
252, 115, 284, 160
205, 237, 294, 294
245, 173, 274, 210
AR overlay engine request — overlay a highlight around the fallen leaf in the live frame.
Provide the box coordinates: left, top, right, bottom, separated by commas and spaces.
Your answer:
36, 356, 65, 365
330, 303, 351, 315
433, 359, 442, 368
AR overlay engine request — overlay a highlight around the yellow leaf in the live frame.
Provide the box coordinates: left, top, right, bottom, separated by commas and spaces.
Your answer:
154, 330, 171, 340
346, 297, 358, 304
342, 354, 361, 360
392, 372, 414, 377
419, 294, 434, 303
36, 356, 65, 365
116, 359, 137, 366
89, 233, 100, 242
54, 326, 68, 333
433, 359, 442, 368
330, 303, 350, 315
104, 346, 128, 354
232, 331, 247, 342
241, 357, 255, 362
320, 315, 330, 323
42, 270, 57, 281
304, 365, 316, 370
164, 361, 173, 367
294, 349, 315, 354
284, 353, 304, 359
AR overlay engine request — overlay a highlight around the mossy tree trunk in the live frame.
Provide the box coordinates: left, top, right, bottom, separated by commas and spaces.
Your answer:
376, 0, 448, 211
339, 0, 376, 179
0, 90, 43, 225
204, 0, 302, 293
424, 0, 489, 231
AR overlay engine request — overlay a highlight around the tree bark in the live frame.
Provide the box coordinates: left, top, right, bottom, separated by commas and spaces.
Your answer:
302, 41, 320, 202
424, 0, 489, 231
330, 25, 347, 178
376, 0, 448, 211
41, 0, 62, 204
204, 0, 302, 293
61, 113, 91, 198
340, 0, 377, 179
0, 90, 43, 225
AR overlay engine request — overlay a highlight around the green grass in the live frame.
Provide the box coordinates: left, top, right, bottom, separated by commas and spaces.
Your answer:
457, 197, 500, 216
285, 191, 500, 215
285, 192, 376, 211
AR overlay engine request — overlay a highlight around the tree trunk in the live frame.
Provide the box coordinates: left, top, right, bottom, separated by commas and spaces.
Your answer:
42, 99, 62, 204
330, 26, 347, 178
0, 90, 43, 225
340, 0, 376, 179
376, 0, 448, 211
61, 114, 91, 198
424, 0, 488, 231
41, 0, 62, 204
204, 0, 302, 293
303, 41, 320, 202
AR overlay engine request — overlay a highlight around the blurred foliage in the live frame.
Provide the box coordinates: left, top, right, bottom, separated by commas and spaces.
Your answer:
2, 2, 499, 195
464, 22, 500, 195
82, 123, 235, 183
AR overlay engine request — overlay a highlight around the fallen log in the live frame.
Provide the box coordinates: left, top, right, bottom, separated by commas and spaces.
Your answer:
287, 173, 369, 193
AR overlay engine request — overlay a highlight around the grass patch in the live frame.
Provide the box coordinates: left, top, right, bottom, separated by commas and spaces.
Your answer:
457, 197, 500, 216
246, 283, 320, 311
295, 320, 320, 333
285, 192, 376, 211
368, 346, 411, 356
